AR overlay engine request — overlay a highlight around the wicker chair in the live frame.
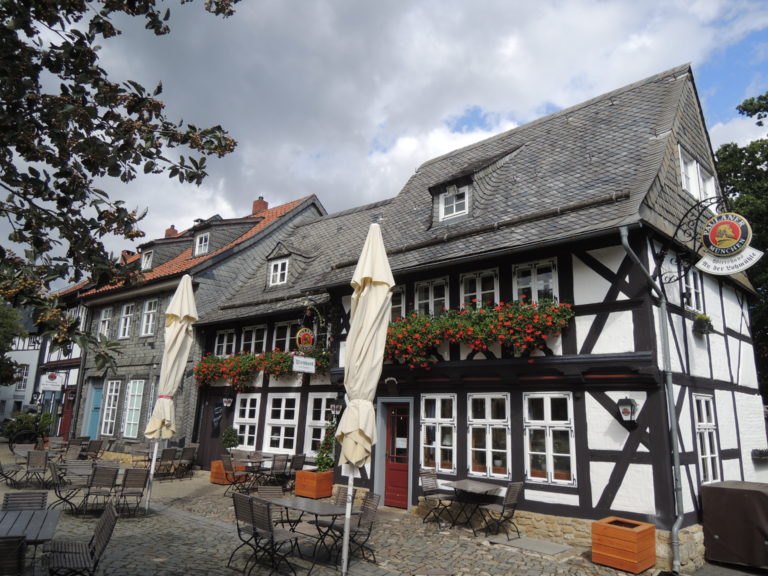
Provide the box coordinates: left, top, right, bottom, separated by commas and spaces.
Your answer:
44, 503, 118, 576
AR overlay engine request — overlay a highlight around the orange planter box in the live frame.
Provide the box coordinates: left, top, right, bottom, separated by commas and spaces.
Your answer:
592, 516, 656, 574
209, 460, 245, 485
294, 470, 334, 499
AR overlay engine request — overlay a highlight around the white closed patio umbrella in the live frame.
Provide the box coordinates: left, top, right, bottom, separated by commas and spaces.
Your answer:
143, 274, 198, 512
335, 223, 394, 575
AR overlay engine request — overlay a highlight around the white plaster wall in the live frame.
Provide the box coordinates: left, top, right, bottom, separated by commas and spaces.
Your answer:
575, 311, 634, 354
708, 335, 730, 382
586, 391, 648, 452
665, 311, 685, 374
590, 462, 612, 506
715, 389, 737, 450
525, 489, 579, 507
613, 464, 656, 515
572, 247, 628, 305
736, 392, 768, 482
738, 341, 759, 390
682, 463, 698, 513
722, 458, 743, 480
676, 385, 695, 454
721, 284, 749, 337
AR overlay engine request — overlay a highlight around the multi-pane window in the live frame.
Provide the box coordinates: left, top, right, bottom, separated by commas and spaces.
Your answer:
214, 330, 236, 357
513, 260, 557, 302
234, 393, 260, 449
140, 250, 153, 270
264, 394, 299, 453
468, 394, 510, 478
304, 393, 337, 455
269, 258, 289, 286
118, 304, 134, 339
241, 326, 267, 354
680, 148, 716, 202
391, 287, 406, 322
14, 364, 29, 391
101, 380, 121, 436
694, 395, 720, 483
683, 268, 703, 313
523, 392, 575, 484
194, 233, 210, 256
99, 308, 112, 337
460, 270, 498, 308
421, 394, 456, 473
141, 300, 158, 336
414, 278, 449, 316
123, 380, 144, 438
439, 184, 470, 221
272, 322, 300, 352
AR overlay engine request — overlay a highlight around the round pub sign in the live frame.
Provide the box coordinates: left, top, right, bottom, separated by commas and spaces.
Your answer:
702, 212, 752, 257
295, 328, 315, 352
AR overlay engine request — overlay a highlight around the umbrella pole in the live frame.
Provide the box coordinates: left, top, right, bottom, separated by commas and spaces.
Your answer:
340, 469, 354, 575
144, 440, 159, 514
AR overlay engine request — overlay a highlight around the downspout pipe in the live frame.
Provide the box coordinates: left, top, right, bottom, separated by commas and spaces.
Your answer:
620, 226, 684, 575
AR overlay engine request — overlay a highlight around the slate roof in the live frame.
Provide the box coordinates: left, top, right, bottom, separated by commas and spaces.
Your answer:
201, 64, 737, 325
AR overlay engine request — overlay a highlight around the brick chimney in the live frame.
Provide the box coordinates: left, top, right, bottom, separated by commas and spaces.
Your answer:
252, 196, 268, 215
165, 224, 178, 238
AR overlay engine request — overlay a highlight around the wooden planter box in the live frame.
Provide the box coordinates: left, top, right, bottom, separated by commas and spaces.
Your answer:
592, 516, 656, 574
209, 460, 245, 485
294, 470, 334, 499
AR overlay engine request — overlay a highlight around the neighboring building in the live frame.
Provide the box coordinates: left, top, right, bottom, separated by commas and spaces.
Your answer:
0, 308, 44, 421
71, 196, 326, 447
194, 64, 766, 570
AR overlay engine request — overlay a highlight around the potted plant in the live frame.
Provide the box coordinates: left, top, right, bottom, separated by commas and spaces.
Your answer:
295, 420, 336, 499
693, 314, 713, 335
220, 426, 239, 454
210, 426, 240, 485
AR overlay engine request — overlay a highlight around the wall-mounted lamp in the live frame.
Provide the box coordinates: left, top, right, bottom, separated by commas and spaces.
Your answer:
329, 396, 345, 420
617, 397, 638, 423
67, 391, 76, 402
384, 377, 398, 396
222, 388, 236, 408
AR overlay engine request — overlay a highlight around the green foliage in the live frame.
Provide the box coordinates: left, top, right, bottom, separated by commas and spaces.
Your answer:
0, 0, 239, 357
314, 420, 336, 472
3, 411, 53, 439
715, 91, 768, 398
0, 305, 24, 386
220, 426, 239, 451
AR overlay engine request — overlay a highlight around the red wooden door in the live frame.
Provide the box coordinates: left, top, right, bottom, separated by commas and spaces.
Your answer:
384, 403, 409, 508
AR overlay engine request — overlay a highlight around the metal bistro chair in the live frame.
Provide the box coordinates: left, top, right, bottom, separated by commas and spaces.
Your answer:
48, 461, 86, 514
22, 449, 49, 488
221, 454, 249, 497
250, 498, 300, 576
284, 454, 305, 491
79, 466, 118, 515
419, 470, 456, 527
2, 491, 47, 510
174, 446, 198, 479
255, 485, 288, 527
0, 460, 21, 488
45, 503, 118, 576
478, 481, 523, 539
117, 468, 150, 517
0, 536, 26, 576
262, 454, 290, 487
153, 448, 178, 480
228, 493, 261, 573
339, 492, 381, 565
81, 440, 104, 461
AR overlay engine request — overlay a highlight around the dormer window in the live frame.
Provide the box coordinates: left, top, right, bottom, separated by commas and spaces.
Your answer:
679, 147, 716, 202
439, 184, 470, 221
269, 258, 289, 286
140, 250, 153, 271
194, 233, 210, 256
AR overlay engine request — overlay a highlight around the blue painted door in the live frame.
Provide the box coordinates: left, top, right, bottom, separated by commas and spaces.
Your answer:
87, 386, 103, 439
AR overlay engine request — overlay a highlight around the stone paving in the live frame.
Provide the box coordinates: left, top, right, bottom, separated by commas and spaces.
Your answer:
0, 443, 754, 576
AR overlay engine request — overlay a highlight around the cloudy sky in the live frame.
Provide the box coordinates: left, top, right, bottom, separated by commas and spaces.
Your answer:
96, 0, 768, 249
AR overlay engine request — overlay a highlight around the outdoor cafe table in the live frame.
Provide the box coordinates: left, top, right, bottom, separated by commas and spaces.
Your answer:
0, 509, 61, 546
270, 496, 360, 566
445, 478, 500, 528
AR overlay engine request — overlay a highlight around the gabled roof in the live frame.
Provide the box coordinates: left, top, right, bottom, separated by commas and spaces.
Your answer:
202, 64, 738, 324
78, 196, 322, 299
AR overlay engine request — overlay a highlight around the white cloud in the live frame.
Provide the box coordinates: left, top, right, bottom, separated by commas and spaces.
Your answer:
710, 117, 767, 148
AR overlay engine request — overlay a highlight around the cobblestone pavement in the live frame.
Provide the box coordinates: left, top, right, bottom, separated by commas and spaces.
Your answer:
0, 443, 756, 576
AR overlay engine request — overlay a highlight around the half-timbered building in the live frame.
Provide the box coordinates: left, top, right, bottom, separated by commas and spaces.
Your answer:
194, 64, 766, 571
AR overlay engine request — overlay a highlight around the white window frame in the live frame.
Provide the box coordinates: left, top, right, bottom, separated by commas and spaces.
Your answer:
101, 380, 121, 436
233, 393, 261, 450
304, 393, 338, 456
194, 232, 210, 256
269, 258, 289, 286
420, 394, 457, 474
241, 325, 267, 354
214, 330, 236, 357
123, 379, 144, 439
512, 259, 558, 303
98, 308, 112, 337
140, 299, 158, 337
523, 392, 575, 485
391, 286, 406, 323
272, 321, 300, 352
117, 303, 134, 339
460, 269, 499, 308
263, 393, 300, 454
414, 277, 449, 316
680, 147, 716, 202
140, 250, 153, 270
683, 268, 704, 314
14, 364, 29, 391
467, 393, 510, 478
439, 184, 470, 221
694, 394, 720, 484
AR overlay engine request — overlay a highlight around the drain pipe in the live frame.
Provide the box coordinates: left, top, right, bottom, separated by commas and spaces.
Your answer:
620, 226, 684, 574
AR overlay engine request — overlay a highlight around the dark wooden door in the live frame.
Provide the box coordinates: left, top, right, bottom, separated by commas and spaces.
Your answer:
384, 403, 409, 508
197, 387, 231, 470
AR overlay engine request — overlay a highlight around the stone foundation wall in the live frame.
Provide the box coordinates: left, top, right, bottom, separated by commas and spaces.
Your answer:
415, 498, 706, 573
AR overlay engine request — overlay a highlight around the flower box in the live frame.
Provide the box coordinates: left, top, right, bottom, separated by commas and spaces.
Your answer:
294, 470, 334, 499
591, 516, 656, 574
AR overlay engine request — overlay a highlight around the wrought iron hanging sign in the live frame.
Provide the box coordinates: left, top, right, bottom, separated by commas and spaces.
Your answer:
695, 212, 763, 275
